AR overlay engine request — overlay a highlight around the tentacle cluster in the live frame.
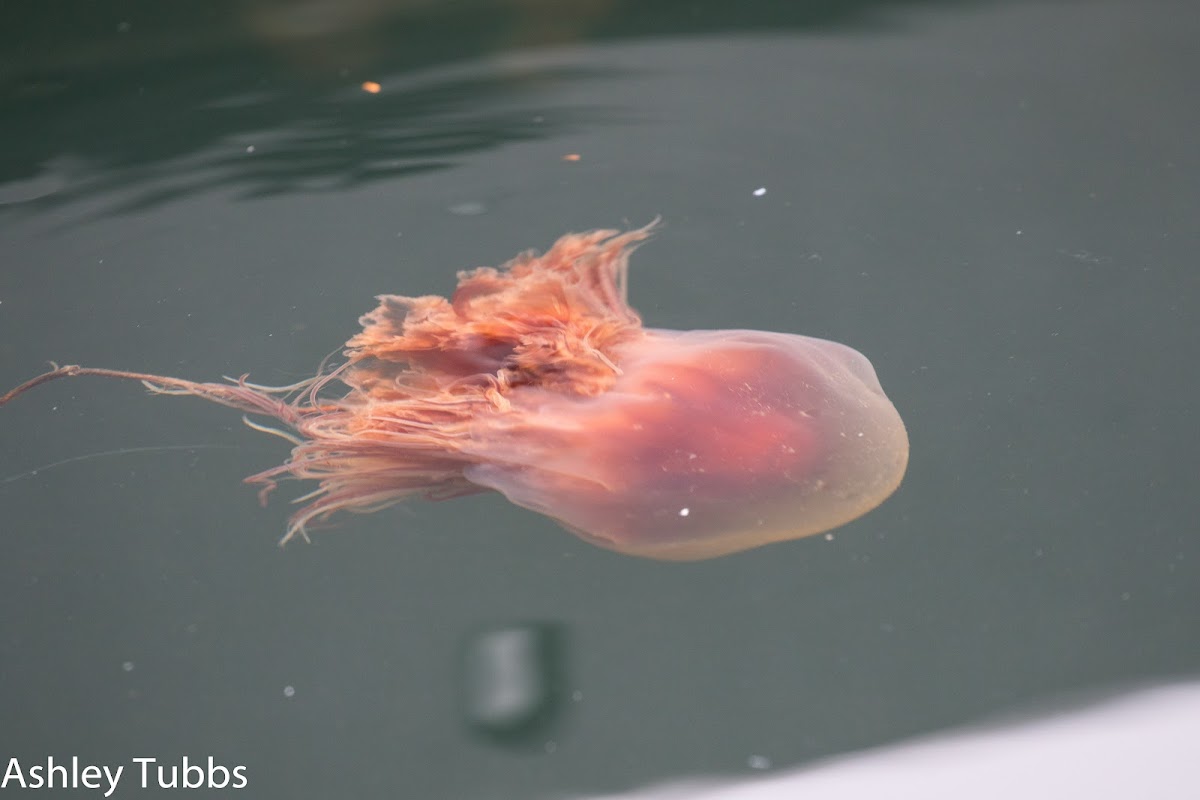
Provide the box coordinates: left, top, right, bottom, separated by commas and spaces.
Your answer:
1, 225, 656, 543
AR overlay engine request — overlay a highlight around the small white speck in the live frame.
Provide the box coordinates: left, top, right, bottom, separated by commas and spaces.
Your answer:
283, 685, 295, 698
246, 145, 256, 153
1016, 229, 1023, 235
752, 187, 767, 197
449, 201, 487, 216
678, 507, 690, 517
544, 740, 557, 754
748, 755, 771, 770
122, 661, 135, 672
823, 533, 834, 541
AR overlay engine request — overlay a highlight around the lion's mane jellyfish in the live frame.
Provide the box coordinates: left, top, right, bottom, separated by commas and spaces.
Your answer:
2, 225, 908, 560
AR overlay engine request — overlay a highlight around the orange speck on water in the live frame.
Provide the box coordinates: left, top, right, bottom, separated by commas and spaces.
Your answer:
562, 153, 582, 162
361, 81, 381, 94
1, 223, 908, 560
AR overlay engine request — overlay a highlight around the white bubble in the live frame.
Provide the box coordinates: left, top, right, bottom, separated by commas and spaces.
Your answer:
283, 685, 295, 698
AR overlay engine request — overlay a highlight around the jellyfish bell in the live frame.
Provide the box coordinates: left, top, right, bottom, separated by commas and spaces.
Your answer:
1, 224, 908, 560
462, 328, 908, 560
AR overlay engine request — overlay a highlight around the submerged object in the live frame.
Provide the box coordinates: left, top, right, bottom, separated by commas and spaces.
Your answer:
1, 225, 908, 560
461, 623, 566, 743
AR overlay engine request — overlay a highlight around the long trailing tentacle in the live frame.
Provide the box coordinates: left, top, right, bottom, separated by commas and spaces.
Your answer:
1, 364, 305, 424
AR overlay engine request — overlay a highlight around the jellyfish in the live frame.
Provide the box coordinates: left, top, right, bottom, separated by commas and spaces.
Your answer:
1, 225, 908, 560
